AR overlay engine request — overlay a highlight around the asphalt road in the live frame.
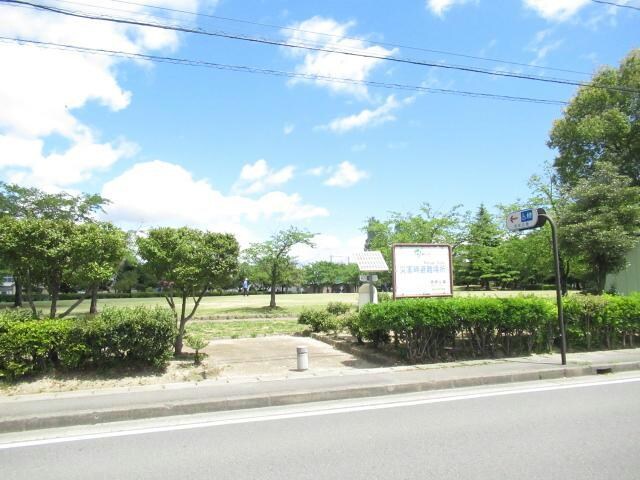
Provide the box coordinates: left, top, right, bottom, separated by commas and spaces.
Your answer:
2, 375, 639, 480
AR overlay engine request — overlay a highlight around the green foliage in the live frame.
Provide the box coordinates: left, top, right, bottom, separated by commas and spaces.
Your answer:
357, 295, 640, 362
549, 49, 640, 187
78, 307, 176, 368
326, 302, 352, 315
456, 205, 502, 289
563, 294, 640, 350
298, 309, 333, 333
242, 227, 314, 308
185, 333, 209, 365
0, 182, 108, 221
364, 205, 467, 285
0, 307, 176, 380
359, 297, 556, 361
137, 227, 239, 354
559, 162, 640, 293
303, 262, 359, 291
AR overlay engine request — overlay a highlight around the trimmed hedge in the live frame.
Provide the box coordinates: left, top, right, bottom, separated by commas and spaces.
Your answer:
358, 295, 640, 362
0, 306, 177, 380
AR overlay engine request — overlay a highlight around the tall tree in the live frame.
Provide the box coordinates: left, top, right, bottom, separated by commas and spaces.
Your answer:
69, 222, 127, 314
549, 49, 640, 187
243, 227, 314, 308
0, 182, 109, 307
137, 227, 239, 354
460, 205, 502, 289
559, 162, 640, 293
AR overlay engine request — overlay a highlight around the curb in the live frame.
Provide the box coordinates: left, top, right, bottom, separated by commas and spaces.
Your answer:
2, 360, 639, 434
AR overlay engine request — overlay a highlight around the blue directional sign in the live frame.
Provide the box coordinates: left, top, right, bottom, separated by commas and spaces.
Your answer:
506, 208, 540, 231
521, 209, 534, 223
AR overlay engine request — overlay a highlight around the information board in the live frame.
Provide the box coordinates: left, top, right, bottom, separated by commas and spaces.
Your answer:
392, 244, 453, 298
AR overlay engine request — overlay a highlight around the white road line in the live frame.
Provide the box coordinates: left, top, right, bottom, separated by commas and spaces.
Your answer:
1, 375, 639, 450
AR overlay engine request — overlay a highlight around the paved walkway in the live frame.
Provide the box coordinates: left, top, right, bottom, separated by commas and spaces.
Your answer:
1, 346, 639, 434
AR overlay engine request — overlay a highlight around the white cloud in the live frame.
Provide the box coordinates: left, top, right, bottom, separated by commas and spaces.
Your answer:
0, 1, 200, 189
324, 161, 368, 188
0, 135, 137, 191
306, 166, 328, 176
523, 0, 590, 21
526, 29, 564, 65
291, 233, 366, 264
102, 161, 329, 238
282, 16, 396, 98
234, 159, 296, 194
320, 95, 414, 133
283, 123, 295, 135
426, 0, 476, 16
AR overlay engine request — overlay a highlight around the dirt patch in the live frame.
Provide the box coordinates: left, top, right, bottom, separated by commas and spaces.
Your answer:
0, 357, 221, 396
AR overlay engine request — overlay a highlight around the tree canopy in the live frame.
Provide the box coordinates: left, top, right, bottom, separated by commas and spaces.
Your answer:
137, 227, 239, 354
549, 49, 640, 187
243, 227, 314, 308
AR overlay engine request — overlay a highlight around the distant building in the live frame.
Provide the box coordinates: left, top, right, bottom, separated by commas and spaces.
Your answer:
605, 243, 640, 294
1, 275, 15, 295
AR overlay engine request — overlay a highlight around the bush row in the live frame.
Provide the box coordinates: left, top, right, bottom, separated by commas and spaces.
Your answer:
300, 295, 640, 363
0, 307, 176, 380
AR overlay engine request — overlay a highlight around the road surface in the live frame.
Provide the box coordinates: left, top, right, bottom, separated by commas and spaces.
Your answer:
2, 373, 639, 479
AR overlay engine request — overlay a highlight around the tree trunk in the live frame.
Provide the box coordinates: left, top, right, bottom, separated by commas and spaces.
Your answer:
25, 271, 37, 318
13, 275, 23, 308
49, 283, 59, 319
89, 285, 99, 314
174, 293, 188, 355
269, 265, 277, 308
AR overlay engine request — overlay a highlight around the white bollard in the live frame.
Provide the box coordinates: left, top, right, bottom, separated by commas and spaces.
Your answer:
296, 346, 308, 371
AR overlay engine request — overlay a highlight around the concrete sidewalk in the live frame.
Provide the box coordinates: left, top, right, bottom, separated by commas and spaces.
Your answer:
1, 348, 639, 434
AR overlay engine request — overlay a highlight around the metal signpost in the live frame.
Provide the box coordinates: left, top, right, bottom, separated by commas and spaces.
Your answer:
506, 208, 567, 365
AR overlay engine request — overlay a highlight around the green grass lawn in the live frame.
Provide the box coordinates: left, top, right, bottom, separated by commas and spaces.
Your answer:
187, 318, 306, 339
0, 290, 563, 319
0, 293, 359, 318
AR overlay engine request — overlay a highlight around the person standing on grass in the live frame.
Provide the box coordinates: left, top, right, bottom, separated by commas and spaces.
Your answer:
242, 278, 250, 296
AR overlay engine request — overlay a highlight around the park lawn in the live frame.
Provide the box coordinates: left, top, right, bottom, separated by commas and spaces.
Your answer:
0, 293, 359, 318
187, 318, 306, 339
0, 290, 562, 319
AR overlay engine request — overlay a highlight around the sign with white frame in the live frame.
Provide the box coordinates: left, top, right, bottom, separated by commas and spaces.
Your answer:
392, 244, 453, 298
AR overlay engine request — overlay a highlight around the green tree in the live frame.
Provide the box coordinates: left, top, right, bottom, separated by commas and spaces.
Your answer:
69, 222, 127, 314
549, 49, 640, 187
459, 205, 502, 289
559, 162, 640, 293
364, 204, 467, 285
243, 227, 314, 308
137, 227, 239, 354
0, 217, 75, 317
0, 182, 109, 307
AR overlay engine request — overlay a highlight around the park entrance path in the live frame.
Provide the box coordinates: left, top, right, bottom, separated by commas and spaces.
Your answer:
203, 336, 379, 379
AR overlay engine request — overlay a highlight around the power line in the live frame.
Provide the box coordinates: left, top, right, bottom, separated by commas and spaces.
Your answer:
0, 36, 569, 105
590, 0, 640, 11
3, 0, 639, 95
48, 0, 592, 77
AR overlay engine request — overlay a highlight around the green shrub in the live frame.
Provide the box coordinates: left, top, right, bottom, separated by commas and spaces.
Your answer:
0, 306, 177, 380
185, 334, 208, 365
326, 302, 352, 315
78, 306, 176, 368
298, 309, 332, 332
0, 318, 75, 380
358, 296, 555, 361
342, 311, 364, 343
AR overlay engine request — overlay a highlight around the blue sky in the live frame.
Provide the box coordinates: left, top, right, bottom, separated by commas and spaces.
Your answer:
0, 0, 638, 261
